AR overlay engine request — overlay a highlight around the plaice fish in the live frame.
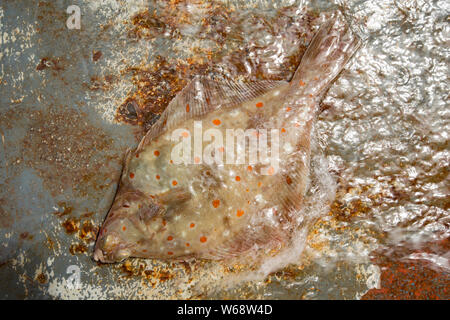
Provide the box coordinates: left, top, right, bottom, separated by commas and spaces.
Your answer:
94, 13, 360, 263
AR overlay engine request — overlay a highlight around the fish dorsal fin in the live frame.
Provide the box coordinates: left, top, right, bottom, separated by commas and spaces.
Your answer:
137, 76, 286, 152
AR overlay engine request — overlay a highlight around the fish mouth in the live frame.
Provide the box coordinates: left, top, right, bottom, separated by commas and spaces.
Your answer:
93, 231, 133, 263
93, 247, 106, 263
93, 245, 132, 264
93, 238, 113, 263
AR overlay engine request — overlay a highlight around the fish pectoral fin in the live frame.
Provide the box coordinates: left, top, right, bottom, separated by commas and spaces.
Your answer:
138, 189, 191, 224
157, 187, 192, 206
139, 200, 165, 224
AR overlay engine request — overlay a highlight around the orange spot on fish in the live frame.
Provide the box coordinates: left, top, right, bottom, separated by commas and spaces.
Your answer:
235, 176, 241, 181
156, 175, 160, 180
129, 172, 135, 179
258, 182, 262, 187
186, 243, 190, 247
182, 131, 189, 138
170, 160, 173, 164
237, 209, 244, 217
212, 199, 220, 208
212, 119, 221, 126
167, 251, 173, 255
122, 226, 126, 231
190, 223, 195, 228
218, 147, 224, 152
162, 219, 167, 226
256, 102, 263, 108
167, 236, 173, 241
172, 180, 178, 186
286, 175, 293, 185
246, 188, 249, 192
299, 80, 305, 86
186, 104, 190, 112
247, 165, 252, 171
135, 153, 139, 158
194, 156, 200, 164
252, 131, 260, 137
286, 107, 291, 112
267, 166, 275, 175
200, 236, 207, 243
154, 150, 160, 156
142, 249, 147, 252
281, 128, 286, 133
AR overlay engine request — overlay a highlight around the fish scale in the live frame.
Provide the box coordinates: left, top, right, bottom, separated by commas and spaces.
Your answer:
94, 12, 361, 263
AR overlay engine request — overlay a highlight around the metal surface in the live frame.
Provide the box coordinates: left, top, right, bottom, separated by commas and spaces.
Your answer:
0, 0, 448, 299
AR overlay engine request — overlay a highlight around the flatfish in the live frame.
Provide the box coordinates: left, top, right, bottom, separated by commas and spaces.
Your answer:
94, 12, 360, 263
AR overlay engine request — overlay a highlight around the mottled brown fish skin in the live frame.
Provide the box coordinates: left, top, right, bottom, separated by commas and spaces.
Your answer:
94, 13, 360, 263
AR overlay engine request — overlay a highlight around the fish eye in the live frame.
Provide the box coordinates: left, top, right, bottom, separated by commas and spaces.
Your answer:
102, 234, 121, 250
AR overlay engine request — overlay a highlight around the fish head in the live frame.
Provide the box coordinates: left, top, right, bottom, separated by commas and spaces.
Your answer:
94, 186, 165, 263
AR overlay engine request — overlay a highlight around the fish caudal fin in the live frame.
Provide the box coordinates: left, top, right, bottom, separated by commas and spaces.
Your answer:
288, 11, 361, 101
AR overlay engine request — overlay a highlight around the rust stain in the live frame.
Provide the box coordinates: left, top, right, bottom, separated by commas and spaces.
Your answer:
0, 200, 13, 229
117, 3, 321, 129
92, 50, 102, 62
80, 211, 95, 219
271, 265, 303, 282
60, 214, 99, 255
117, 260, 176, 286
19, 232, 33, 240
36, 273, 47, 284
84, 75, 116, 92
179, 261, 192, 274
325, 182, 383, 224
78, 220, 98, 243
363, 238, 450, 300
46, 236, 55, 250
69, 243, 88, 255
330, 197, 371, 222
116, 57, 197, 129
61, 218, 79, 234
119, 260, 138, 277
144, 268, 174, 283
52, 202, 73, 218
36, 57, 65, 72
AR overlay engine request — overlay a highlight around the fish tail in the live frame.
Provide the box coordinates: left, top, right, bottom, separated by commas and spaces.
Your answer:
289, 11, 361, 101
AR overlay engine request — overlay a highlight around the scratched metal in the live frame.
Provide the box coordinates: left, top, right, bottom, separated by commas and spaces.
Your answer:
0, 0, 448, 300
